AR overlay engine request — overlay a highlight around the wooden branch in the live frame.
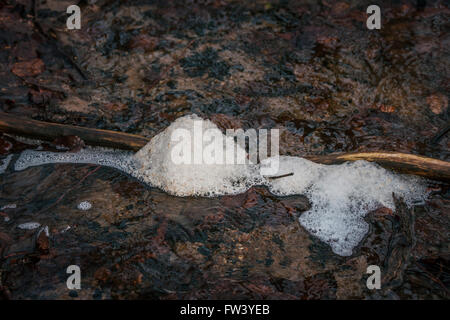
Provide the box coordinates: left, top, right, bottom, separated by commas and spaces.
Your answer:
0, 112, 149, 151
304, 152, 450, 183
1, 112, 449, 182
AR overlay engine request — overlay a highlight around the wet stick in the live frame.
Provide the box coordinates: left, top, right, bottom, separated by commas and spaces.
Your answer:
1, 112, 449, 182
266, 172, 294, 180
305, 152, 450, 183
0, 112, 149, 151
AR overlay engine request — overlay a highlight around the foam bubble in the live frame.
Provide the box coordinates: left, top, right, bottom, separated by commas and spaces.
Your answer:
18, 222, 41, 230
77, 201, 92, 211
1, 203, 17, 210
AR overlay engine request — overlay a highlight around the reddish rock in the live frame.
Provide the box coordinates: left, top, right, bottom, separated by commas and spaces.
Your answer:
0, 136, 13, 154
94, 267, 111, 283
427, 94, 448, 115
128, 35, 159, 52
11, 58, 45, 77
36, 228, 50, 253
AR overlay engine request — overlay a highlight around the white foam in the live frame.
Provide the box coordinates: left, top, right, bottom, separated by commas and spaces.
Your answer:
15, 147, 139, 178
18, 222, 41, 230
11, 114, 430, 256
134, 114, 262, 196
265, 156, 427, 256
61, 225, 71, 233
38, 225, 50, 237
1, 203, 16, 210
77, 201, 92, 211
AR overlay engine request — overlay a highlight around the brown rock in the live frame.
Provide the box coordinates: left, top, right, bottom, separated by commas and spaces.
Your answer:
379, 104, 396, 113
128, 35, 159, 52
209, 114, 243, 131
331, 2, 350, 17
103, 102, 128, 112
427, 94, 448, 114
36, 228, 50, 253
0, 136, 13, 154
94, 267, 111, 283
52, 135, 85, 152
11, 58, 45, 77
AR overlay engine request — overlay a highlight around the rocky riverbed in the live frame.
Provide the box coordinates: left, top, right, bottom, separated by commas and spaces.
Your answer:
0, 0, 448, 299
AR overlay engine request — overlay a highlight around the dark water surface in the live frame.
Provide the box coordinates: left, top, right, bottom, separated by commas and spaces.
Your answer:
0, 0, 449, 299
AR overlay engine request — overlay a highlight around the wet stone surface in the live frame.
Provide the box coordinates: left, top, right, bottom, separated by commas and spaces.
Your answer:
0, 0, 449, 299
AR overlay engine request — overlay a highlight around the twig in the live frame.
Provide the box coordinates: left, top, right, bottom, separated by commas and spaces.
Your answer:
265, 172, 294, 180
1, 113, 449, 182
0, 112, 149, 151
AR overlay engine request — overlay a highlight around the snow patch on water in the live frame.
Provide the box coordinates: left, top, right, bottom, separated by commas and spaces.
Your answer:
11, 114, 429, 256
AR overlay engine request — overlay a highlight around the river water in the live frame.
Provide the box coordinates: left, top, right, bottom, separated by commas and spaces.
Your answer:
0, 0, 448, 299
